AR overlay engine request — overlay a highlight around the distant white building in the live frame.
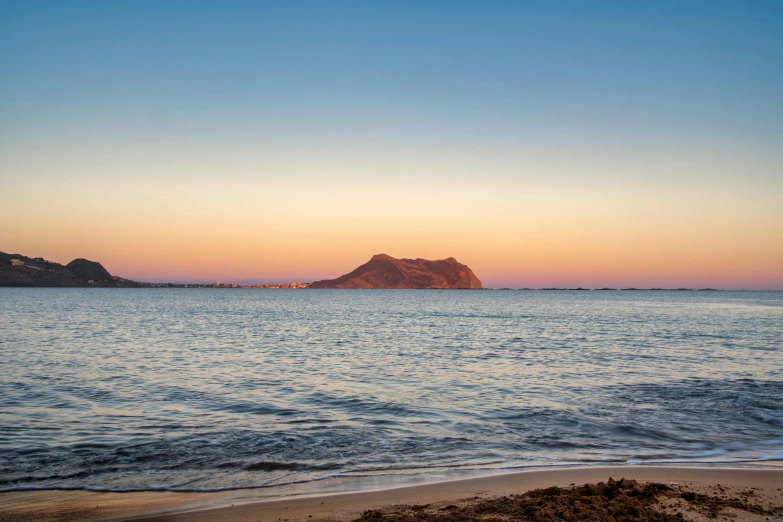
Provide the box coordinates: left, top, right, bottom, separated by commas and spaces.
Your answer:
9, 259, 24, 266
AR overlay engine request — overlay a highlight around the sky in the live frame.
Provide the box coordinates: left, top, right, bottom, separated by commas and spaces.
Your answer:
1, 1, 782, 289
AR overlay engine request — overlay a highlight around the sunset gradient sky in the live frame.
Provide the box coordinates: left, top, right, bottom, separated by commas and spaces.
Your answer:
2, 1, 782, 288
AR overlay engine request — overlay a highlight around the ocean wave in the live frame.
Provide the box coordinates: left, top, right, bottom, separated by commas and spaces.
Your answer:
0, 471, 350, 494
4, 459, 781, 495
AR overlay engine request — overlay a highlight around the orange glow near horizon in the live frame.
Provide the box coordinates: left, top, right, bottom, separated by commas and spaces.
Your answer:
1, 180, 781, 289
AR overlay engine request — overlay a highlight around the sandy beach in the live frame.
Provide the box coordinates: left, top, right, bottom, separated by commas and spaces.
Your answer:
1, 466, 781, 522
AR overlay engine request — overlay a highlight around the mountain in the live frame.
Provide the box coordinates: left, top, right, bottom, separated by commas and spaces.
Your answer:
0, 252, 140, 287
309, 254, 482, 289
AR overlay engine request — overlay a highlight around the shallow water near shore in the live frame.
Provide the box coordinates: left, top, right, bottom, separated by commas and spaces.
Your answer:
1, 289, 781, 494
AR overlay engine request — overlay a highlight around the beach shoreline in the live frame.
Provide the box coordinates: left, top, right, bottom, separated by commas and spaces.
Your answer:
2, 464, 781, 522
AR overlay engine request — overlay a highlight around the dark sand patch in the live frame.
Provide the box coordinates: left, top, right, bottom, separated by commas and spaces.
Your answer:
355, 478, 783, 522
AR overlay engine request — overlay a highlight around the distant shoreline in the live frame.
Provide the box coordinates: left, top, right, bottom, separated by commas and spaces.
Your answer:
6, 285, 783, 290
5, 251, 779, 290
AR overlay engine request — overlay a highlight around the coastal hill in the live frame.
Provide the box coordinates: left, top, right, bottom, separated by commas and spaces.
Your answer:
65, 258, 113, 282
0, 252, 140, 287
309, 254, 483, 289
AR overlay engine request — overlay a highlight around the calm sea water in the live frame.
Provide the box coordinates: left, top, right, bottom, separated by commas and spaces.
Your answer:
1, 289, 781, 493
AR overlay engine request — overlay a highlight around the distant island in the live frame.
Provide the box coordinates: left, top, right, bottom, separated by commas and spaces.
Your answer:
309, 254, 483, 289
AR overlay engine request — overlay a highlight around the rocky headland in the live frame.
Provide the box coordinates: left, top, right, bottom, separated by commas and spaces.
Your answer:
309, 254, 482, 289
0, 252, 140, 287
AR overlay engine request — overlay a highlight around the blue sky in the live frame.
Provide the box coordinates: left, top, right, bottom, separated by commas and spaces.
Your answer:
3, 1, 781, 184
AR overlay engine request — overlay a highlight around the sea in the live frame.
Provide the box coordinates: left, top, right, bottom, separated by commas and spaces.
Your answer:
1, 289, 781, 495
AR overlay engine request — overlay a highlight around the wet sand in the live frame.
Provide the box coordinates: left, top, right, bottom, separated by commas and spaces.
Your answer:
1, 466, 781, 522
